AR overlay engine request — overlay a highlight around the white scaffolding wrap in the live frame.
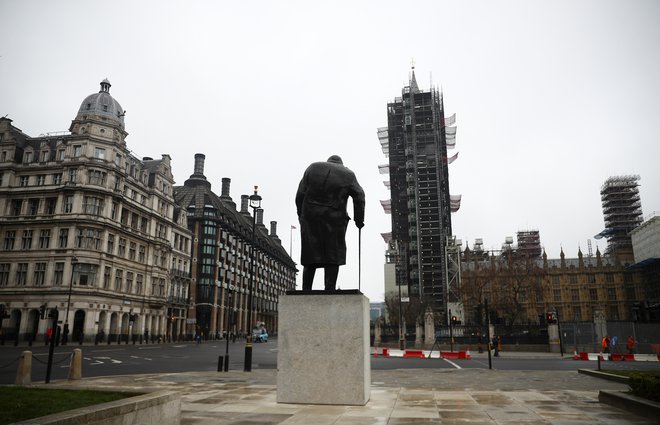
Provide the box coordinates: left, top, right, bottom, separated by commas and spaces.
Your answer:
383, 180, 390, 189
381, 232, 392, 243
380, 199, 392, 214
450, 194, 462, 213
446, 134, 456, 149
377, 127, 388, 140
445, 126, 457, 136
378, 164, 390, 174
444, 113, 456, 127
381, 143, 389, 157
377, 127, 389, 157
446, 152, 459, 165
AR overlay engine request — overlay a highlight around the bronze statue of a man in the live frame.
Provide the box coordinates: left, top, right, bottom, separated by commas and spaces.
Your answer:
296, 155, 365, 291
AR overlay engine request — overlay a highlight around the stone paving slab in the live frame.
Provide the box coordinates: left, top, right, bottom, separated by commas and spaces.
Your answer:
48, 369, 655, 424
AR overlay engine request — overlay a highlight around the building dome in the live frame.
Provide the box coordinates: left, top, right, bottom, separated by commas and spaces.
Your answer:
76, 79, 125, 129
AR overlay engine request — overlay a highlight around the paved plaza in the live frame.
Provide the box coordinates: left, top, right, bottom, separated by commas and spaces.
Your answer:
48, 367, 654, 424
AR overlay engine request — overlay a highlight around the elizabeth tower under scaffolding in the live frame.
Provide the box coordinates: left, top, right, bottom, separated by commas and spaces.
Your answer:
379, 68, 461, 317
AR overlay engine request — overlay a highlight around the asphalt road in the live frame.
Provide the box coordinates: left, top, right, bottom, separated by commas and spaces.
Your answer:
1, 338, 659, 385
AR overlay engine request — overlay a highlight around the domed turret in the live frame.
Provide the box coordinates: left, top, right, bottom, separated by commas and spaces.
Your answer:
75, 79, 125, 129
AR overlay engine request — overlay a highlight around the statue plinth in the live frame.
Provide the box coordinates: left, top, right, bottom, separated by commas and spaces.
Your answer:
277, 292, 370, 405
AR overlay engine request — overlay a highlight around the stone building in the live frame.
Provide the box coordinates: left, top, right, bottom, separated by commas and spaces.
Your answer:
0, 79, 192, 343
174, 154, 297, 339
460, 246, 644, 324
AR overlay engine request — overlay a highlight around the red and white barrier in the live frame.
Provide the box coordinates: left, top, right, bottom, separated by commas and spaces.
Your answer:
574, 352, 660, 362
372, 348, 470, 359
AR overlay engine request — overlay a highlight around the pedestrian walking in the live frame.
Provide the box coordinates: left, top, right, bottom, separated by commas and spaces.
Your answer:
627, 335, 636, 354
601, 335, 611, 354
492, 335, 499, 357
61, 324, 69, 345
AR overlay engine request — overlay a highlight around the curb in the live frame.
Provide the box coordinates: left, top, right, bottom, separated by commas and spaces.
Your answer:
599, 390, 660, 421
577, 369, 630, 384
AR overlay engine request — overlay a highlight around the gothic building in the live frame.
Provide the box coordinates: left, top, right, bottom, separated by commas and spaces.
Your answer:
378, 68, 460, 317
174, 154, 297, 338
461, 245, 645, 324
0, 80, 192, 343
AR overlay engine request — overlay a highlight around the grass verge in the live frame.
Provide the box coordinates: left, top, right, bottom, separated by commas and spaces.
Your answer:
0, 387, 131, 424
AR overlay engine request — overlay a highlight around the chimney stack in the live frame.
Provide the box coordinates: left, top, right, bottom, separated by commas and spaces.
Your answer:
256, 209, 264, 226
193, 153, 205, 176
270, 221, 277, 237
221, 178, 231, 199
240, 195, 249, 214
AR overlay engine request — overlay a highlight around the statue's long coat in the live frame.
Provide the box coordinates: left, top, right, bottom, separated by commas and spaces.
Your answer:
296, 160, 365, 266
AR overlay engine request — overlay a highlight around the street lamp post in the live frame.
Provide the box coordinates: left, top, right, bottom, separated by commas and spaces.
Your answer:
244, 186, 261, 372
223, 285, 232, 372
397, 265, 405, 351
64, 256, 78, 345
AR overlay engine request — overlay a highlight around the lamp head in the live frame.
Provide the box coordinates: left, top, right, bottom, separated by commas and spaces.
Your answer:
249, 186, 262, 209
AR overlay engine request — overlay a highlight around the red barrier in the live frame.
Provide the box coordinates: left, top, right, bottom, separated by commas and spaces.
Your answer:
579, 352, 589, 361
441, 351, 470, 359
611, 354, 623, 361
623, 354, 635, 361
403, 350, 426, 358
382, 348, 389, 357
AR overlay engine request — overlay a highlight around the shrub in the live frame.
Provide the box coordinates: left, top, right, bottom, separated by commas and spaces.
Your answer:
629, 373, 660, 402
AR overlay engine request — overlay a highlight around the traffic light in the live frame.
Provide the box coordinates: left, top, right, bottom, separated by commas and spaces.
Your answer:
39, 304, 47, 319
546, 312, 556, 324
451, 315, 457, 323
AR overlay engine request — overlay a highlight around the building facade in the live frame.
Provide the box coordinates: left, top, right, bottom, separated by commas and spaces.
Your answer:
174, 154, 297, 339
461, 246, 645, 325
630, 214, 660, 321
378, 68, 460, 317
0, 80, 192, 343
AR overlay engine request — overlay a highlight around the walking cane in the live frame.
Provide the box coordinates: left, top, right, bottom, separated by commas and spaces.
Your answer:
358, 227, 362, 292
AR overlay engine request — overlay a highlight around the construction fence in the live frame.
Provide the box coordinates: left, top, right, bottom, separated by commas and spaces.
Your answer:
372, 321, 660, 353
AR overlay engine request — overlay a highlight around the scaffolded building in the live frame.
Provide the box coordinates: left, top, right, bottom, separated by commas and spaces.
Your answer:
598, 175, 643, 260
516, 230, 542, 259
378, 68, 460, 316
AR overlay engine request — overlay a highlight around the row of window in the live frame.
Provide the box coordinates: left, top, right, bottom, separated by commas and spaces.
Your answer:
0, 261, 175, 299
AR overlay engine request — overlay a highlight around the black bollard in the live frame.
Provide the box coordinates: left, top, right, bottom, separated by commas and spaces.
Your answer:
218, 356, 224, 372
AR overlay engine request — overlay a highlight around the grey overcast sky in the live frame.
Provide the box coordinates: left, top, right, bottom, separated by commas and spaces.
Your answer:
1, 1, 659, 302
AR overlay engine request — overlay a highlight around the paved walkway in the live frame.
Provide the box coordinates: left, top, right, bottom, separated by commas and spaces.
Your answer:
48, 367, 654, 424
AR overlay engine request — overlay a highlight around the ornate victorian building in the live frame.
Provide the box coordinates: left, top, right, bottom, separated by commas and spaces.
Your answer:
0, 80, 192, 343
174, 154, 297, 338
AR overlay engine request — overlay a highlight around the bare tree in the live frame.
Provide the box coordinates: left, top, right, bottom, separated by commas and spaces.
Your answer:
384, 291, 431, 326
462, 251, 546, 325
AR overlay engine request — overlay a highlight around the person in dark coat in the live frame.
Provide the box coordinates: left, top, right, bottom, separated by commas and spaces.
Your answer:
296, 155, 365, 291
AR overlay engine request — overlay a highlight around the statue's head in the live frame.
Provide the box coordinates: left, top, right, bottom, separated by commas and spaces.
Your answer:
327, 155, 343, 165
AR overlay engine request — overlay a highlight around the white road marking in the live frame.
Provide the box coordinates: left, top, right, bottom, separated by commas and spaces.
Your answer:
443, 358, 462, 369
130, 355, 152, 361
95, 356, 122, 364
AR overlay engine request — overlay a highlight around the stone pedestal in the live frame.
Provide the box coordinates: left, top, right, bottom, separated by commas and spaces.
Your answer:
277, 291, 370, 405
68, 348, 82, 380
15, 351, 31, 385
548, 324, 560, 353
